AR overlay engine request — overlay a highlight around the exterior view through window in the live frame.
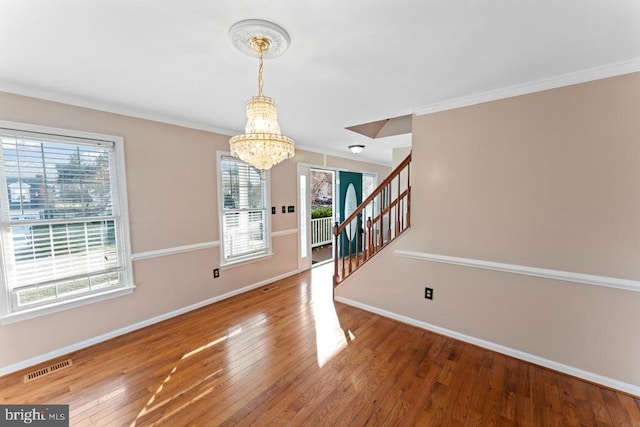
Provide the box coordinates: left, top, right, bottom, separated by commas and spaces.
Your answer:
0, 124, 132, 316
219, 154, 269, 264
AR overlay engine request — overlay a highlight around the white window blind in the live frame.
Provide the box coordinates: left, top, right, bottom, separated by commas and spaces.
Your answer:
219, 154, 269, 264
0, 126, 130, 312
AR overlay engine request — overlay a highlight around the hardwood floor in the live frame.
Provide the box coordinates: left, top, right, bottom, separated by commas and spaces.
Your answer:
1, 263, 639, 426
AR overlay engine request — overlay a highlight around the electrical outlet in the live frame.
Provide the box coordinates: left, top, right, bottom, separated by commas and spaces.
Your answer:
272, 206, 276, 215
213, 268, 220, 279
424, 287, 433, 300
282, 206, 286, 213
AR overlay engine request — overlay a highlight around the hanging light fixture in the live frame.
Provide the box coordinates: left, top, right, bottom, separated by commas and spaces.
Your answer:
348, 144, 365, 154
229, 20, 295, 170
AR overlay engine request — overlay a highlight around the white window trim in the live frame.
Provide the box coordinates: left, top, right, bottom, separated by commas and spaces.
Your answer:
220, 251, 274, 269
216, 151, 272, 267
0, 120, 135, 324
0, 286, 135, 325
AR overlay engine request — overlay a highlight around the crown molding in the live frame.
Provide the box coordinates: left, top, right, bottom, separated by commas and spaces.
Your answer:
415, 57, 640, 116
0, 83, 238, 136
0, 83, 394, 167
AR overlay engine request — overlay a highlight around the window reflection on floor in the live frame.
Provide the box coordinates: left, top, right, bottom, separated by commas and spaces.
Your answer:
225, 313, 268, 375
311, 263, 348, 367
132, 313, 268, 425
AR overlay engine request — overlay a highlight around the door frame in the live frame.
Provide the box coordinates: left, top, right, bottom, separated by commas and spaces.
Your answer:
297, 163, 312, 272
296, 163, 379, 272
297, 162, 339, 272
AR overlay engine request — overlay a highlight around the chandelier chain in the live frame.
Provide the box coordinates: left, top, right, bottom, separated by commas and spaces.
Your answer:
258, 48, 264, 96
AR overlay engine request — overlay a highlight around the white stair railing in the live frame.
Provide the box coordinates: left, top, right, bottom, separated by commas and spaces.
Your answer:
333, 152, 411, 286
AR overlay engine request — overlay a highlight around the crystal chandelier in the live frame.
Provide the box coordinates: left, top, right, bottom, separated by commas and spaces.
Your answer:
229, 20, 295, 170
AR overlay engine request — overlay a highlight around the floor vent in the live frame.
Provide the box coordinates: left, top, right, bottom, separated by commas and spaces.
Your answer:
24, 359, 72, 383
261, 285, 278, 293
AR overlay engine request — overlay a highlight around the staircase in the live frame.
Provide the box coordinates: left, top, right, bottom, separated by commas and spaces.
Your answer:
333, 152, 411, 286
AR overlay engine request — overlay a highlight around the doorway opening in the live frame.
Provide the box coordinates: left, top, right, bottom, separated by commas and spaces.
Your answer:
310, 168, 335, 266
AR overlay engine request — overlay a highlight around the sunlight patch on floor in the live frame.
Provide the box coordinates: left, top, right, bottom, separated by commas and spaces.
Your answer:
156, 386, 215, 423
310, 262, 347, 367
131, 313, 267, 425
132, 366, 178, 425
225, 313, 268, 373
70, 383, 129, 418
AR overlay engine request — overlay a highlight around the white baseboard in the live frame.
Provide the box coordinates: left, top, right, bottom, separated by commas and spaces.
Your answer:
0, 269, 299, 377
334, 296, 640, 397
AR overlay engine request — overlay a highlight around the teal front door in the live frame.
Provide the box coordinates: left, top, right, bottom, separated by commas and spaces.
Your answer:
338, 171, 362, 257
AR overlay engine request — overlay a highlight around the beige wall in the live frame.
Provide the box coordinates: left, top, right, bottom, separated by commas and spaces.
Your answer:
337, 73, 640, 387
292, 149, 391, 178
324, 155, 391, 178
392, 146, 411, 168
0, 91, 388, 370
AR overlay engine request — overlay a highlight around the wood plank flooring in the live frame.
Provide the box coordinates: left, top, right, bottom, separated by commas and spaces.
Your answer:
1, 263, 639, 426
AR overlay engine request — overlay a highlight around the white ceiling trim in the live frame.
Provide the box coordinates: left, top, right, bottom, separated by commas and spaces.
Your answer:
415, 57, 640, 116
0, 82, 394, 167
0, 81, 394, 167
0, 82, 237, 137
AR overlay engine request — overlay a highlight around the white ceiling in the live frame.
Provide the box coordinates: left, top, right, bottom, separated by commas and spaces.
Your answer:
1, 1, 639, 166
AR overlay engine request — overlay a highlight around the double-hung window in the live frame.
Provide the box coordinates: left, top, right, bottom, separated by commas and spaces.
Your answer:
218, 154, 270, 265
0, 122, 133, 321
